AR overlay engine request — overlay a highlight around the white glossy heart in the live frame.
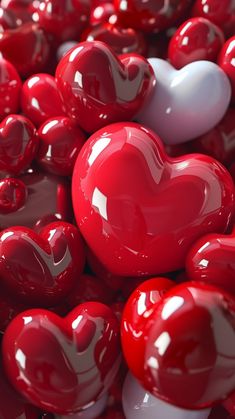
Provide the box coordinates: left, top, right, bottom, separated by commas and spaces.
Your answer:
137, 59, 231, 145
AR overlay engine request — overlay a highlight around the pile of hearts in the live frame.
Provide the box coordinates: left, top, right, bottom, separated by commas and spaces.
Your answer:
0, 1, 235, 419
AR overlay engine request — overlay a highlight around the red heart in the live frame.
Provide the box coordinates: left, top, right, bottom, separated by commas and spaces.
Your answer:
0, 177, 27, 214
130, 282, 235, 409
218, 36, 235, 105
0, 114, 38, 176
0, 221, 85, 306
72, 122, 235, 276
2, 303, 121, 414
186, 227, 235, 296
0, 57, 22, 121
55, 41, 155, 133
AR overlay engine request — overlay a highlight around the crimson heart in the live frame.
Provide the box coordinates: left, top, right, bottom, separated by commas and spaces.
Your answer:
186, 228, 235, 296
0, 57, 22, 121
2, 302, 121, 414
72, 122, 235, 276
0, 177, 27, 214
0, 114, 38, 176
0, 221, 85, 306
55, 41, 155, 133
140, 282, 235, 409
218, 36, 235, 104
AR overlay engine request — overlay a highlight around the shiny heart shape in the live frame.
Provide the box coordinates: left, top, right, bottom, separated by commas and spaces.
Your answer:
2, 302, 121, 414
0, 22, 51, 78
55, 41, 155, 133
137, 59, 231, 145
0, 177, 27, 213
141, 282, 235, 409
0, 221, 85, 306
218, 36, 235, 104
0, 170, 73, 230
186, 228, 235, 296
0, 57, 22, 121
72, 122, 235, 276
0, 114, 38, 175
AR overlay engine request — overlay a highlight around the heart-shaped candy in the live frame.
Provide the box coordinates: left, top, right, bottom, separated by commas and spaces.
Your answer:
2, 302, 121, 414
55, 41, 155, 133
72, 122, 234, 276
218, 36, 235, 104
0, 177, 27, 214
137, 59, 231, 145
0, 221, 85, 306
141, 282, 235, 409
0, 57, 22, 121
0, 114, 38, 175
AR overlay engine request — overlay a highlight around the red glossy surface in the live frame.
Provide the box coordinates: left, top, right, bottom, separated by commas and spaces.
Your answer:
72, 122, 235, 276
2, 303, 121, 414
218, 36, 235, 104
0, 114, 38, 175
142, 282, 235, 408
0, 221, 85, 306
37, 116, 86, 176
192, 0, 235, 38
168, 17, 224, 69
186, 229, 235, 296
90, 2, 116, 26
0, 57, 22, 121
0, 177, 27, 213
33, 0, 90, 42
114, 0, 192, 33
82, 23, 147, 56
0, 22, 51, 78
56, 41, 155, 133
1, 0, 34, 25
121, 277, 174, 381
21, 73, 66, 127
0, 171, 73, 230
223, 392, 235, 417
0, 7, 17, 31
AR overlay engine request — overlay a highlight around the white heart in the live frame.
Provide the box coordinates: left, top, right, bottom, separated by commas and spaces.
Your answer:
136, 59, 231, 145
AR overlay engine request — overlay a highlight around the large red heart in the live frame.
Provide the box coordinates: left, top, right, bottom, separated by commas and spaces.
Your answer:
55, 41, 155, 133
72, 122, 235, 276
0, 221, 85, 306
2, 302, 121, 414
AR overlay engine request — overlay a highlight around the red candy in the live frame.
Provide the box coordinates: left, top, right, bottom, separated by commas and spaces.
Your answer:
0, 57, 22, 120
2, 303, 121, 414
218, 36, 235, 104
0, 177, 27, 213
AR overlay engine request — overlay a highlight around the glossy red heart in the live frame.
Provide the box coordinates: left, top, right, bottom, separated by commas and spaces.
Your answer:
90, 2, 116, 26
0, 114, 38, 176
114, 0, 192, 33
0, 177, 27, 214
0, 57, 22, 121
0, 22, 51, 78
21, 73, 66, 127
186, 228, 235, 296
218, 36, 235, 104
81, 23, 147, 56
55, 41, 155, 133
1, 0, 34, 26
37, 116, 86, 176
72, 122, 235, 276
140, 282, 235, 409
0, 221, 85, 306
2, 303, 121, 414
0, 170, 73, 230
0, 6, 17, 31
168, 17, 224, 69
121, 277, 174, 381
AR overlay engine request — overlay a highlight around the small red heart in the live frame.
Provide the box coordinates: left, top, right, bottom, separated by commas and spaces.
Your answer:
72, 122, 235, 276
2, 302, 121, 414
0, 114, 38, 176
0, 177, 27, 214
55, 41, 155, 133
0, 221, 85, 306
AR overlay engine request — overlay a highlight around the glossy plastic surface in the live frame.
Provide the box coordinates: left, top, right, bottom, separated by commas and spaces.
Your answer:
114, 0, 191, 33
0, 7, 17, 31
21, 73, 66, 127
168, 17, 224, 69
0, 221, 85, 306
56, 41, 155, 133
37, 116, 86, 176
143, 282, 235, 408
121, 278, 174, 381
218, 36, 235, 104
72, 122, 235, 276
186, 229, 235, 295
90, 2, 116, 26
0, 114, 38, 175
2, 303, 121, 414
137, 58, 231, 145
0, 57, 22, 120
0, 177, 27, 213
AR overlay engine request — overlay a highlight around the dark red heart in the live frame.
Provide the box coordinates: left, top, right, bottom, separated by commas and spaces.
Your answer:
0, 114, 38, 176
0, 177, 27, 214
55, 41, 155, 133
2, 302, 121, 414
218, 36, 235, 104
72, 122, 235, 276
0, 57, 22, 121
0, 221, 85, 306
